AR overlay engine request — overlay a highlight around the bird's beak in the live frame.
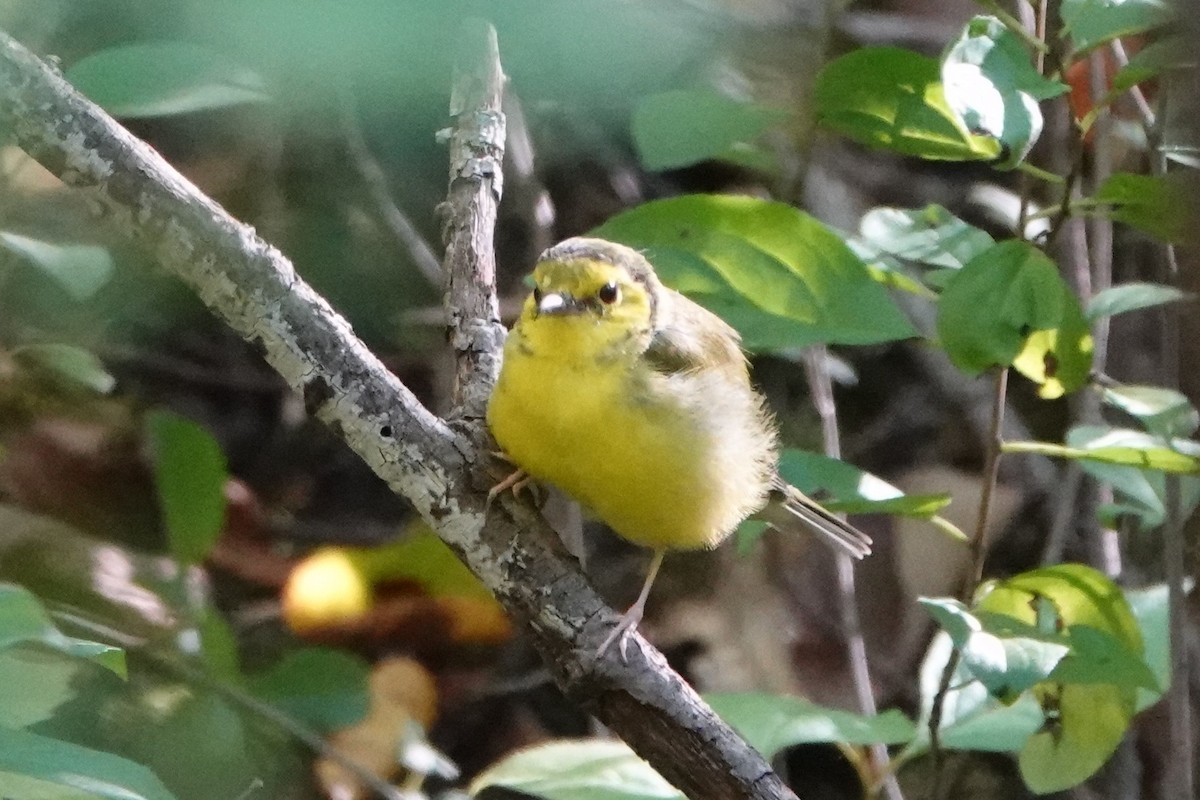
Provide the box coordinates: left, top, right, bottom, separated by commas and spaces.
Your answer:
537, 292, 583, 316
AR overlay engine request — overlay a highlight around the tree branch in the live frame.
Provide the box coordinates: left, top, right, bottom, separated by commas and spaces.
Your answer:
0, 26, 797, 800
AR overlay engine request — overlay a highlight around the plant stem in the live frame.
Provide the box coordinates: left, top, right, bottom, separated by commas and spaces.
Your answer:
929, 367, 1009, 800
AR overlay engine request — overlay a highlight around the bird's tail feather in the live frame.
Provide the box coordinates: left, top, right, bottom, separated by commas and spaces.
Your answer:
758, 481, 873, 559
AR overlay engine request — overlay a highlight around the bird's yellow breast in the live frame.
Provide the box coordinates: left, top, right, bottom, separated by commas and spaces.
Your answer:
487, 318, 771, 550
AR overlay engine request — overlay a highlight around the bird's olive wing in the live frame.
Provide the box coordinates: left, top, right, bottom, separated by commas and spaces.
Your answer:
643, 291, 746, 377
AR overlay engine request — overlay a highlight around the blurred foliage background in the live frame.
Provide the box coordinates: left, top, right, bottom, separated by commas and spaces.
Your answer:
1, 0, 1196, 799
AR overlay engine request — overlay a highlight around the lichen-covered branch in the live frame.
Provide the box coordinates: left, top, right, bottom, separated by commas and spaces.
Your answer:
0, 26, 797, 800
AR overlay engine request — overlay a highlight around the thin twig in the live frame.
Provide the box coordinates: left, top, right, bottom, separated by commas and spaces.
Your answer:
929, 367, 1009, 800
803, 346, 903, 800
338, 84, 443, 291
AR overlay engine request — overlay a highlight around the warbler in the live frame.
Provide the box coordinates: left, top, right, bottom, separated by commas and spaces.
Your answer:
486, 237, 872, 657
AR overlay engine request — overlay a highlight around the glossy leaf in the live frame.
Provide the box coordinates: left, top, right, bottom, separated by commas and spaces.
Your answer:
67, 41, 270, 118
632, 89, 784, 171
705, 692, 916, 757
938, 240, 1092, 397
146, 411, 229, 564
1086, 282, 1192, 320
248, 647, 369, 733
1060, 0, 1175, 54
1004, 426, 1200, 474
593, 195, 915, 350
1112, 36, 1187, 93
920, 598, 1068, 700
941, 17, 1067, 168
0, 232, 115, 301
913, 632, 1042, 753
1095, 172, 1197, 244
777, 450, 950, 517
470, 740, 682, 800
814, 47, 1000, 161
1102, 384, 1199, 438
855, 205, 995, 272
12, 344, 116, 394
0, 727, 177, 800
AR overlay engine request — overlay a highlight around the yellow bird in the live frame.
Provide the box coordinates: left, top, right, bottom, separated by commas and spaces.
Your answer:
486, 237, 871, 657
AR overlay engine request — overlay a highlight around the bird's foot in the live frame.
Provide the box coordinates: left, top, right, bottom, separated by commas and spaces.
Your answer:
596, 599, 647, 662
487, 467, 531, 508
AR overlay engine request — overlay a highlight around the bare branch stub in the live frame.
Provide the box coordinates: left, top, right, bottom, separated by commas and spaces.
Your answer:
443, 18, 507, 425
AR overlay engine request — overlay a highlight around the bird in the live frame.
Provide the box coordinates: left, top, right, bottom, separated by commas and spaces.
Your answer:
486, 237, 872, 658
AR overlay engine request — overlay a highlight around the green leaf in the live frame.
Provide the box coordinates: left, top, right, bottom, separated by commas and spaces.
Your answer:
0, 583, 125, 678
912, 632, 1043, 753
632, 89, 785, 171
776, 450, 950, 517
1102, 384, 1199, 438
1060, 0, 1175, 54
941, 17, 1068, 168
705, 692, 916, 757
248, 647, 369, 733
0, 727, 177, 800
854, 205, 995, 272
146, 411, 229, 564
1004, 426, 1200, 474
12, 344, 116, 394
1086, 282, 1192, 320
814, 47, 1000, 161
919, 598, 1069, 700
1018, 682, 1135, 793
1047, 625, 1159, 691
937, 240, 1093, 397
66, 41, 270, 118
0, 232, 115, 301
592, 195, 915, 349
1095, 172, 1198, 244
1125, 584, 1172, 710
1111, 36, 1188, 93
469, 740, 682, 800
0, 645, 83, 728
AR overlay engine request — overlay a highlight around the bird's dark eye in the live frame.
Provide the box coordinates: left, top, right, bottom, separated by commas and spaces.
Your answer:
532, 287, 543, 303
597, 282, 620, 304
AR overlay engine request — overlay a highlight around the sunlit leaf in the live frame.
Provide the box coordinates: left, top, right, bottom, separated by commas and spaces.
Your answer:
632, 89, 785, 171
938, 240, 1092, 397
67, 41, 270, 118
777, 450, 950, 517
1086, 282, 1192, 320
1019, 682, 1134, 793
814, 47, 1000, 161
12, 344, 116, 394
0, 232, 114, 301
146, 411, 229, 565
920, 598, 1068, 701
593, 195, 915, 350
941, 17, 1067, 168
0, 727, 177, 800
854, 205, 995, 272
1004, 426, 1200, 474
470, 740, 682, 800
1102, 384, 1199, 438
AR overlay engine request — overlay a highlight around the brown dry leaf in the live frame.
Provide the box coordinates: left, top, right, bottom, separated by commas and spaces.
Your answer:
316, 656, 438, 800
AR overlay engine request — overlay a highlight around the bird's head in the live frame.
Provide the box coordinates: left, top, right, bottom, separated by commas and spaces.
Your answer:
518, 238, 662, 347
